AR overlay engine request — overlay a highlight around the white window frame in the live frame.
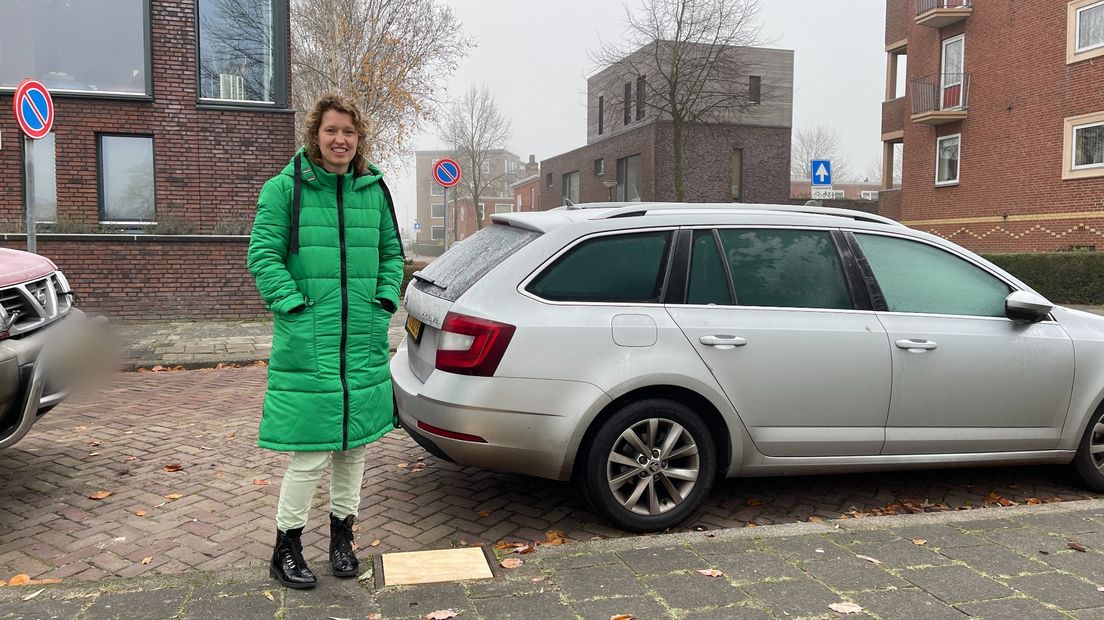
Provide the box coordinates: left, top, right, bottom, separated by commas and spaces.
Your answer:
430, 184, 443, 196
431, 225, 445, 241
494, 203, 512, 215
1064, 111, 1104, 179
1072, 120, 1104, 170
935, 133, 961, 187
1068, 0, 1104, 63
1077, 0, 1104, 52
940, 34, 965, 111
477, 203, 486, 220
430, 203, 444, 219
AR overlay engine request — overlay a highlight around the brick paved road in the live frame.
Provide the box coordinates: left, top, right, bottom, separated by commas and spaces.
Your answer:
1, 366, 1100, 583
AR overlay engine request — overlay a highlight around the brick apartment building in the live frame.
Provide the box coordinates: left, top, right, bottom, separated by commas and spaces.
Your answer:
541, 43, 793, 208
881, 0, 1104, 252
0, 0, 295, 320
511, 155, 542, 214
413, 149, 524, 251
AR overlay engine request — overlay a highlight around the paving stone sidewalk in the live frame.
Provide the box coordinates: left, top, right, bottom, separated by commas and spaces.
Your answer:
4, 499, 1104, 619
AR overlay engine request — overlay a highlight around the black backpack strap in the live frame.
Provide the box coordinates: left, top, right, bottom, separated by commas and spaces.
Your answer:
377, 178, 406, 261
289, 153, 302, 255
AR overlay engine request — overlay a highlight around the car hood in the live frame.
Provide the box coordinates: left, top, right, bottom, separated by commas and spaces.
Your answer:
0, 248, 56, 286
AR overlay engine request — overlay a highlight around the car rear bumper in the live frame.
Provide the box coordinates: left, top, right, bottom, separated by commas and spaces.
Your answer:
0, 311, 108, 449
390, 343, 611, 481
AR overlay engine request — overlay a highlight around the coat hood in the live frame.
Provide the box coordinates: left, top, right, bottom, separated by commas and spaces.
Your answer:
280, 147, 383, 190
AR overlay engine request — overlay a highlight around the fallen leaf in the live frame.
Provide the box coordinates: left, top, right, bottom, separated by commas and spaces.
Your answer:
1069, 542, 1088, 552
983, 493, 1016, 507
696, 569, 724, 577
21, 588, 45, 602
162, 464, 183, 473
151, 365, 165, 372
397, 463, 409, 468
808, 515, 824, 523
351, 525, 361, 532
611, 615, 637, 620
514, 545, 536, 555
912, 538, 928, 546
87, 440, 101, 447
141, 557, 153, 565
134, 510, 146, 517
704, 532, 716, 538
88, 452, 101, 457
88, 491, 112, 500
1027, 497, 1043, 505
545, 530, 568, 546
829, 602, 864, 614
263, 590, 275, 602
477, 511, 492, 518
370, 539, 381, 547
499, 558, 523, 569
1097, 586, 1104, 592
1039, 550, 1050, 555
327, 617, 351, 620
744, 522, 759, 528
368, 613, 381, 619
252, 479, 270, 486
855, 554, 883, 565
411, 462, 427, 471
424, 611, 461, 620
164, 494, 183, 500
746, 498, 764, 507
125, 456, 138, 462
530, 577, 546, 583
7, 575, 30, 586
351, 543, 359, 551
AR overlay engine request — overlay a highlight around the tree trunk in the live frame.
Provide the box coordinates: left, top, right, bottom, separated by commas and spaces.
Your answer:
672, 118, 686, 202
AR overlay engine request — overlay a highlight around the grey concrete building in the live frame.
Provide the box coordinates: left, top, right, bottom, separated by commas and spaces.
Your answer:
541, 43, 794, 207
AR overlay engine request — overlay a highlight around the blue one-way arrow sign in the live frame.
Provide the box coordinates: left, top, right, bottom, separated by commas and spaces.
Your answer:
811, 159, 832, 185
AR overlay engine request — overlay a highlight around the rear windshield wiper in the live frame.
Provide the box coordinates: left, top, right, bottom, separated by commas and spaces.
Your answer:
412, 271, 447, 289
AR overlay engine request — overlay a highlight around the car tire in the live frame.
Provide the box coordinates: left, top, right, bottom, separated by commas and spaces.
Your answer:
1074, 406, 1104, 493
581, 398, 716, 532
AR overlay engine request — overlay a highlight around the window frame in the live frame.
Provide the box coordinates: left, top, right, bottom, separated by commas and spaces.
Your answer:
1064, 111, 1104, 179
0, 0, 153, 99
431, 225, 445, 241
1069, 0, 1104, 64
194, 0, 289, 109
430, 183, 444, 196
97, 133, 157, 225
597, 94, 604, 135
935, 133, 961, 187
521, 227, 677, 306
636, 75, 646, 120
594, 158, 604, 176
623, 82, 632, 126
430, 203, 445, 219
23, 132, 58, 224
749, 75, 762, 105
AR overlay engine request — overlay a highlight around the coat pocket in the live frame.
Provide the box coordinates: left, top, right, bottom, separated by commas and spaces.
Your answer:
368, 300, 392, 368
270, 309, 318, 373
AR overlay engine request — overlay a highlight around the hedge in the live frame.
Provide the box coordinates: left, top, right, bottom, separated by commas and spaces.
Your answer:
983, 252, 1104, 305
401, 261, 429, 297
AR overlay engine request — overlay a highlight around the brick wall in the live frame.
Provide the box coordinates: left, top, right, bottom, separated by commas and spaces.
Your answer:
541, 124, 658, 208
0, 0, 295, 233
0, 236, 265, 322
889, 0, 1104, 252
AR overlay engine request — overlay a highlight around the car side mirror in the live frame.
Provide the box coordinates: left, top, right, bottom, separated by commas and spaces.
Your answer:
1005, 291, 1053, 323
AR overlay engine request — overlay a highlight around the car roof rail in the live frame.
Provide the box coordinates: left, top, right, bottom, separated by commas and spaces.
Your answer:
593, 203, 905, 227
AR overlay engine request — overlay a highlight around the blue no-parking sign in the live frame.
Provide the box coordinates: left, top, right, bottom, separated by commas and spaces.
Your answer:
13, 79, 54, 140
433, 158, 461, 188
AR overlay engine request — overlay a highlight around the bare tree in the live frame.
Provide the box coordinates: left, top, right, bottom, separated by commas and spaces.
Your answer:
291, 0, 472, 168
862, 146, 903, 187
591, 0, 764, 201
790, 125, 852, 182
440, 85, 513, 234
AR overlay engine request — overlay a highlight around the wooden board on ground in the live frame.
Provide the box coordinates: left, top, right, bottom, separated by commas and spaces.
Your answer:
382, 547, 493, 586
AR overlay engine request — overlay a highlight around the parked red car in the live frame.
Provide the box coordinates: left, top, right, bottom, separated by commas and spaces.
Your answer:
0, 247, 105, 449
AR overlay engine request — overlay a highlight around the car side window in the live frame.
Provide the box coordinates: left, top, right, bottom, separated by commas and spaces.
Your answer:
687, 230, 732, 305
716, 228, 853, 310
528, 231, 672, 303
854, 233, 1011, 317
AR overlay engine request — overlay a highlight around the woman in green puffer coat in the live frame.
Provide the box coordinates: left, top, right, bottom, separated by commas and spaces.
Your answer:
247, 94, 404, 590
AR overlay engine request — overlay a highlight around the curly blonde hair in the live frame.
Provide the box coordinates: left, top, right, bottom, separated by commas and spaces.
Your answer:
302, 94, 370, 175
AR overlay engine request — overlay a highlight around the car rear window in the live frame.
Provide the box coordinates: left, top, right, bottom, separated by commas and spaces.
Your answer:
527, 231, 673, 303
412, 224, 541, 301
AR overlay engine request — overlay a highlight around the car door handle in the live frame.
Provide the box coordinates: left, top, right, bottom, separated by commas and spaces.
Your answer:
699, 335, 747, 349
895, 338, 938, 352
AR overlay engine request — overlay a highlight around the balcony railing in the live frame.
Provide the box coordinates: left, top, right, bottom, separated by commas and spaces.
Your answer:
915, 0, 972, 27
910, 73, 970, 124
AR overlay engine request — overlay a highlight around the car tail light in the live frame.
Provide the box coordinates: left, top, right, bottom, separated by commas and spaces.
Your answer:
435, 312, 516, 376
417, 420, 487, 443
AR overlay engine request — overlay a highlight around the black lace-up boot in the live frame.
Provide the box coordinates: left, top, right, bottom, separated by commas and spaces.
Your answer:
329, 513, 360, 578
270, 527, 317, 589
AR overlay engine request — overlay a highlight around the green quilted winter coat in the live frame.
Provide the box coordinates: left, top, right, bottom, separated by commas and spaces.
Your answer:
247, 148, 404, 452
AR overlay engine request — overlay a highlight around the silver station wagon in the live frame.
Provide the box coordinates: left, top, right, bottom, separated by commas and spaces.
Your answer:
391, 203, 1104, 531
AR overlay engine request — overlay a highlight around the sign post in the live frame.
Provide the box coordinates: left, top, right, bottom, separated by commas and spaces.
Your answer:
432, 158, 461, 251
13, 79, 55, 254
810, 159, 833, 201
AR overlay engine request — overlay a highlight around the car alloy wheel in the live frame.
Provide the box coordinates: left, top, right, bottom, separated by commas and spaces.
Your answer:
582, 398, 716, 532
1074, 407, 1104, 493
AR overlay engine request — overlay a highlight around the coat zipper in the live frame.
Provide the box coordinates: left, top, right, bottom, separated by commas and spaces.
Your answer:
337, 174, 350, 450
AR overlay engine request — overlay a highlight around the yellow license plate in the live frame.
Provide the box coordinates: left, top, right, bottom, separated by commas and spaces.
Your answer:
405, 315, 424, 343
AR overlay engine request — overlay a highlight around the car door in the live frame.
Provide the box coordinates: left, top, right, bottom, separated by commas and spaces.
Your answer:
848, 232, 1075, 454
665, 227, 892, 457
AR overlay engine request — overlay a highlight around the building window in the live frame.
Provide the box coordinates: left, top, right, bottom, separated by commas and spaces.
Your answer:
481, 160, 491, 174
24, 133, 57, 223
935, 134, 960, 186
1070, 0, 1104, 64
749, 75, 762, 105
562, 171, 580, 205
636, 75, 646, 120
731, 148, 743, 202
431, 225, 445, 241
594, 158, 604, 176
0, 0, 150, 96
941, 35, 965, 110
430, 184, 444, 196
616, 155, 641, 202
624, 83, 632, 126
546, 173, 553, 188
99, 135, 155, 223
431, 203, 445, 219
598, 95, 604, 135
1064, 111, 1104, 179
516, 194, 522, 209
198, 0, 285, 104
477, 203, 486, 220
495, 203, 512, 215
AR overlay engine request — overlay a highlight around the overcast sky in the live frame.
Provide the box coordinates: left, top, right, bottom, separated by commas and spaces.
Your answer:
389, 0, 887, 233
